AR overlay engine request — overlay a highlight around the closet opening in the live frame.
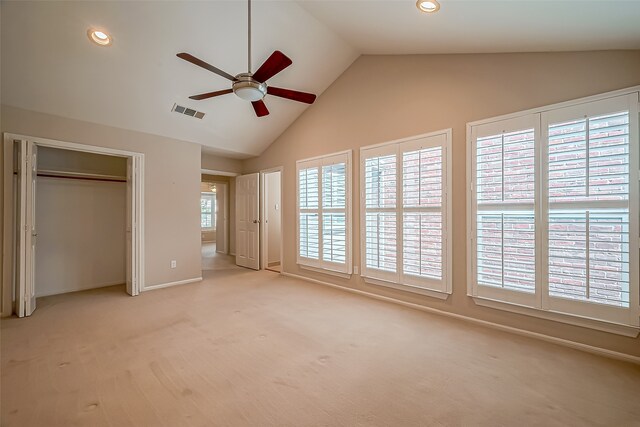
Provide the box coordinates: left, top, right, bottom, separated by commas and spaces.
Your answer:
5, 134, 144, 317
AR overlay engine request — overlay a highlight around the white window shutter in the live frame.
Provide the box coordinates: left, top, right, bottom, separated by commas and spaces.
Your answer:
297, 151, 352, 274
361, 131, 452, 294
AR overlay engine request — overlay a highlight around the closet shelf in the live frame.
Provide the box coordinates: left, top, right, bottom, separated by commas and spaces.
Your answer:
37, 169, 127, 183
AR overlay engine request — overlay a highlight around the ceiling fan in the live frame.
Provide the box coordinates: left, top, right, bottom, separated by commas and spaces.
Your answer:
176, 0, 316, 118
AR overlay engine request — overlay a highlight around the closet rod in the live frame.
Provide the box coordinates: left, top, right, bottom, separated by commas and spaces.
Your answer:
36, 170, 127, 183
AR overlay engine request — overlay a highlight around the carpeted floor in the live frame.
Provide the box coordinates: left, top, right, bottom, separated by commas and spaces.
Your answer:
201, 242, 238, 271
2, 269, 639, 426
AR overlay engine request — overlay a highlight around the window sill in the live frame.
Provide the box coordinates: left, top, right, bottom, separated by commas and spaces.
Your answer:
363, 276, 450, 300
472, 297, 640, 338
299, 264, 352, 279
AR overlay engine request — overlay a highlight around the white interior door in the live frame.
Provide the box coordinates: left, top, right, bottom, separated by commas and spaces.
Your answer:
236, 173, 260, 269
16, 139, 37, 317
125, 156, 140, 296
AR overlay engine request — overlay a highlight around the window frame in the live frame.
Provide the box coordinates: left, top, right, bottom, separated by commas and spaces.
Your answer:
200, 192, 215, 230
296, 150, 353, 275
360, 129, 453, 298
467, 87, 640, 333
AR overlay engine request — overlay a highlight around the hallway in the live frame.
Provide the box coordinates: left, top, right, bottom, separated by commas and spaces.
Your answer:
201, 242, 238, 272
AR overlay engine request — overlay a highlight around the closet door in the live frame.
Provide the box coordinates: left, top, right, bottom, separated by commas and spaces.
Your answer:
16, 139, 37, 317
125, 157, 140, 296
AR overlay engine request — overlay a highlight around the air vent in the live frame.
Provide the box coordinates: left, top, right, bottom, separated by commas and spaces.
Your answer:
171, 103, 205, 119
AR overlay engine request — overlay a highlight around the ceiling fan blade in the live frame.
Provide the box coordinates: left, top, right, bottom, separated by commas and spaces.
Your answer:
251, 100, 269, 117
177, 53, 236, 82
189, 89, 233, 100
267, 86, 316, 104
252, 51, 292, 83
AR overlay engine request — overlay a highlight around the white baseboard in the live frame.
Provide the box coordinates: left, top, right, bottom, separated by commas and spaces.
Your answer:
281, 272, 640, 365
143, 277, 202, 292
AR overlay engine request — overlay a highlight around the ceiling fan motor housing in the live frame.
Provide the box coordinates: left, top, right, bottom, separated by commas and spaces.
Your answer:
233, 73, 267, 101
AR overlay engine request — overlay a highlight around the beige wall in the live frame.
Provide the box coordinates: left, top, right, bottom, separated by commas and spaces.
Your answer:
243, 50, 640, 357
1, 105, 209, 313
202, 153, 243, 175
36, 178, 126, 296
35, 147, 127, 296
38, 145, 127, 177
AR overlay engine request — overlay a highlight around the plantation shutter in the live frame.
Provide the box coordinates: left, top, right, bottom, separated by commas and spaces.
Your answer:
361, 131, 451, 294
363, 148, 398, 282
542, 94, 636, 324
470, 91, 639, 327
297, 151, 352, 274
298, 167, 320, 261
471, 115, 540, 307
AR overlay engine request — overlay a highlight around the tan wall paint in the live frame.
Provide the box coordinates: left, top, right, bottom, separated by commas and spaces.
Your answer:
36, 178, 126, 297
202, 153, 243, 174
38, 145, 127, 177
35, 147, 127, 297
243, 50, 640, 357
1, 104, 219, 307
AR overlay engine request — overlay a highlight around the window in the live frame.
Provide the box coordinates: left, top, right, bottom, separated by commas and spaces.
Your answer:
201, 193, 216, 229
297, 151, 352, 275
469, 90, 639, 329
361, 130, 452, 297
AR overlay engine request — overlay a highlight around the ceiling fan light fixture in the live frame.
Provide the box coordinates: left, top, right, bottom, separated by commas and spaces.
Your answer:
232, 74, 267, 101
87, 28, 112, 46
416, 0, 440, 13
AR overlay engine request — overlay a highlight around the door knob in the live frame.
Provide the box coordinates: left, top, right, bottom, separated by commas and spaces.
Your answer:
253, 219, 260, 224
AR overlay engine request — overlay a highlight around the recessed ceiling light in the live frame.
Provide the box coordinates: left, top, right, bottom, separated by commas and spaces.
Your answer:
416, 0, 441, 13
87, 29, 112, 46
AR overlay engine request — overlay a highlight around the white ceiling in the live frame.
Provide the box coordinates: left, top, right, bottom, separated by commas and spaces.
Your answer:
2, 1, 639, 158
300, 0, 640, 54
0, 1, 357, 158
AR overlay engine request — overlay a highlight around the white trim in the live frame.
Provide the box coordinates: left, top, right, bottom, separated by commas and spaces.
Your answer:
467, 85, 640, 128
473, 297, 639, 338
281, 272, 640, 365
8, 133, 144, 158
142, 277, 202, 291
362, 276, 450, 300
201, 168, 239, 177
300, 264, 351, 279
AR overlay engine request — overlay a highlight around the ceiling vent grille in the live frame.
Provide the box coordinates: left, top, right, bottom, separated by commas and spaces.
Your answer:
172, 103, 205, 119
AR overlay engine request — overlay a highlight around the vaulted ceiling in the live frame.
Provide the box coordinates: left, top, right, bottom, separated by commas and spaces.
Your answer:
2, 1, 639, 159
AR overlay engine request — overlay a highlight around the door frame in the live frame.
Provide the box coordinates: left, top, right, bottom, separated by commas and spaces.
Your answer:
260, 166, 283, 273
2, 133, 145, 316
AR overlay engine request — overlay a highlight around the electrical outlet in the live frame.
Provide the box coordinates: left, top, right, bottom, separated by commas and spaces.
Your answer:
354, 266, 359, 275
171, 260, 177, 269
